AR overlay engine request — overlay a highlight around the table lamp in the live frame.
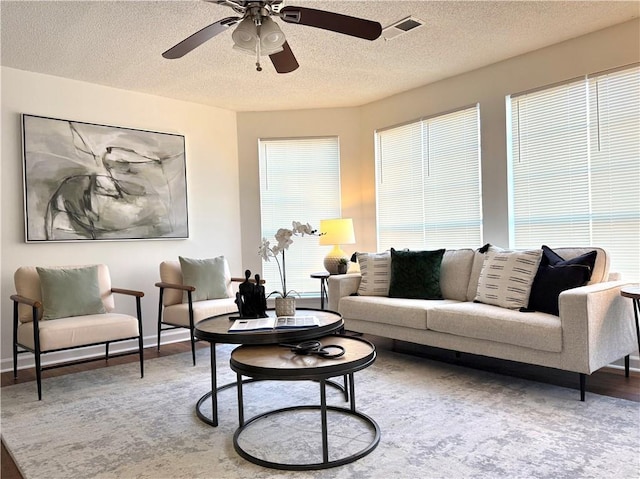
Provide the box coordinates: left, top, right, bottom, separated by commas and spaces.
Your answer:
319, 218, 356, 274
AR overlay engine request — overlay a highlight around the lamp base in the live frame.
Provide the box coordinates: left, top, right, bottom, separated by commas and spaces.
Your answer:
324, 245, 349, 275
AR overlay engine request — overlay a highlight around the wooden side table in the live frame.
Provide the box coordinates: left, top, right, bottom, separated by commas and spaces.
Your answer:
621, 285, 640, 354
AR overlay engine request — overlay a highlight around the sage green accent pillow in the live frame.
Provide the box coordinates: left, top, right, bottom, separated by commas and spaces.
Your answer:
388, 248, 446, 299
37, 266, 106, 320
179, 256, 229, 302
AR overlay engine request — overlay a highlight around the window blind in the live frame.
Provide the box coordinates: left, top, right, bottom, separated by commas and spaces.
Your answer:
509, 64, 639, 281
375, 105, 483, 251
259, 137, 341, 295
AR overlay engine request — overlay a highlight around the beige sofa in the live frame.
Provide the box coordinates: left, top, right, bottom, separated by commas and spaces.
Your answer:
328, 247, 636, 400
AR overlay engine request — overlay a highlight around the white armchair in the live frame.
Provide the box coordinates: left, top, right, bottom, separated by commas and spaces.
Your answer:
11, 264, 144, 400
156, 257, 250, 365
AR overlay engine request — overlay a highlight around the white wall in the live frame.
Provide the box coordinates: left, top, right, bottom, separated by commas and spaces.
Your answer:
1, 67, 241, 369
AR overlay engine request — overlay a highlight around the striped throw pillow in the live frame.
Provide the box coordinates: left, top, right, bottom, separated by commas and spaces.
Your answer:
357, 251, 391, 296
475, 249, 542, 309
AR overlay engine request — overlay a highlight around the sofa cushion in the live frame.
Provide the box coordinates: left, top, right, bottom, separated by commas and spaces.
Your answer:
475, 249, 542, 309
429, 302, 562, 352
527, 264, 592, 316
17, 313, 139, 352
339, 295, 460, 330
549, 247, 608, 284
466, 246, 497, 301
541, 245, 597, 271
36, 265, 107, 320
389, 248, 445, 299
162, 297, 238, 327
356, 251, 391, 296
440, 249, 475, 301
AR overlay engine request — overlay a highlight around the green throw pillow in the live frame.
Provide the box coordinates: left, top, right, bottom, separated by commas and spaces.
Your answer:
37, 265, 106, 320
388, 248, 446, 299
179, 256, 229, 302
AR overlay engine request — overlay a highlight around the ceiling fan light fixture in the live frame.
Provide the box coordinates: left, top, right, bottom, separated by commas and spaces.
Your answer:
231, 17, 258, 52
259, 17, 286, 53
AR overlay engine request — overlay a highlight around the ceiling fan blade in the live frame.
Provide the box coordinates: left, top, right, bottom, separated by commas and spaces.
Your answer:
279, 6, 382, 41
162, 16, 240, 59
269, 41, 299, 74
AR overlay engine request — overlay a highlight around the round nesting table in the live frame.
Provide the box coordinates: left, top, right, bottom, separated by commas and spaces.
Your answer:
194, 308, 344, 426
229, 335, 380, 470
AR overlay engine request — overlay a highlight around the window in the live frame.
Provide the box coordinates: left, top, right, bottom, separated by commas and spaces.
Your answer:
375, 105, 483, 251
259, 137, 341, 295
509, 64, 640, 281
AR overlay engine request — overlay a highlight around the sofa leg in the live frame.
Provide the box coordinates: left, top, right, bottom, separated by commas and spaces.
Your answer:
579, 373, 586, 402
625, 355, 630, 378
455, 351, 461, 359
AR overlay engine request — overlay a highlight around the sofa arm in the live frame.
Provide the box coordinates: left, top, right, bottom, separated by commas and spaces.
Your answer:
327, 273, 361, 312
559, 281, 635, 373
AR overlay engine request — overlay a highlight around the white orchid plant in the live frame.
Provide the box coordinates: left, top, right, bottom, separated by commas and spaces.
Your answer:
258, 221, 317, 298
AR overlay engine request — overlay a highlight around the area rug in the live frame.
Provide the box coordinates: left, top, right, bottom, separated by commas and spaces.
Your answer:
1, 345, 638, 479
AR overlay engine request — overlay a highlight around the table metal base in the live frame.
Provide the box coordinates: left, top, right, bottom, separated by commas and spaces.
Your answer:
196, 377, 349, 427
233, 404, 380, 471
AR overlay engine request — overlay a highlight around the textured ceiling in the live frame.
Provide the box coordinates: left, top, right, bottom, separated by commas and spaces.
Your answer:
1, 1, 638, 112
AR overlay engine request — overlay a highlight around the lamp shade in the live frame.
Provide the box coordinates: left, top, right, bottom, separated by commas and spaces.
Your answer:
319, 218, 355, 274
259, 17, 286, 55
231, 17, 258, 54
319, 218, 356, 246
232, 16, 285, 56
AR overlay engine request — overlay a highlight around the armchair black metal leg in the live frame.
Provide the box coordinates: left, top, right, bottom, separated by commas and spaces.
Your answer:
157, 288, 164, 352
35, 351, 42, 401
12, 342, 18, 379
579, 373, 586, 402
625, 355, 630, 377
12, 301, 18, 379
188, 291, 196, 366
32, 305, 43, 400
136, 296, 144, 378
106, 342, 110, 360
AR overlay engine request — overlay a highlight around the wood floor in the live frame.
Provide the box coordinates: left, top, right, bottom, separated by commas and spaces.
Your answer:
2, 338, 638, 479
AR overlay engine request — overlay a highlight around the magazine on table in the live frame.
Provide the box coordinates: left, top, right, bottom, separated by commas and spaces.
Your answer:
228, 316, 320, 332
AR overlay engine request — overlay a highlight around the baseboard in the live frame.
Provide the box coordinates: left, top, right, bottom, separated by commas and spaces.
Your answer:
0, 329, 191, 373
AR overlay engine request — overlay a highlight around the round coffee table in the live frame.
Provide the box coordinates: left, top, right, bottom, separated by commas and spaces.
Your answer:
194, 308, 344, 426
229, 335, 380, 470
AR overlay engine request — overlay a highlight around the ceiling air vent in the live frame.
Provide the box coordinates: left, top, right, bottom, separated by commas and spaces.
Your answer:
381, 16, 425, 40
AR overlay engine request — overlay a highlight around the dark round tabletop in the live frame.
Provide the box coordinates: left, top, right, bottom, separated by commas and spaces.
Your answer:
194, 308, 344, 345
621, 285, 640, 299
230, 335, 376, 381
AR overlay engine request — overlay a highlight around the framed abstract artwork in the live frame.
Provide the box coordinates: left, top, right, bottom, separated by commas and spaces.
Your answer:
21, 114, 189, 242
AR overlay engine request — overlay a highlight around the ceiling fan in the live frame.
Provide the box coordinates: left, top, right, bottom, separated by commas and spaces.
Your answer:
162, 0, 382, 73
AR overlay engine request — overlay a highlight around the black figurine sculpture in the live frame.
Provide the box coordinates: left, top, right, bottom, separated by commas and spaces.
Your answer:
235, 270, 268, 318
254, 273, 267, 318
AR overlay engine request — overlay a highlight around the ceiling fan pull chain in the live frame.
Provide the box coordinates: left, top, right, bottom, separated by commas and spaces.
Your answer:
255, 19, 262, 72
